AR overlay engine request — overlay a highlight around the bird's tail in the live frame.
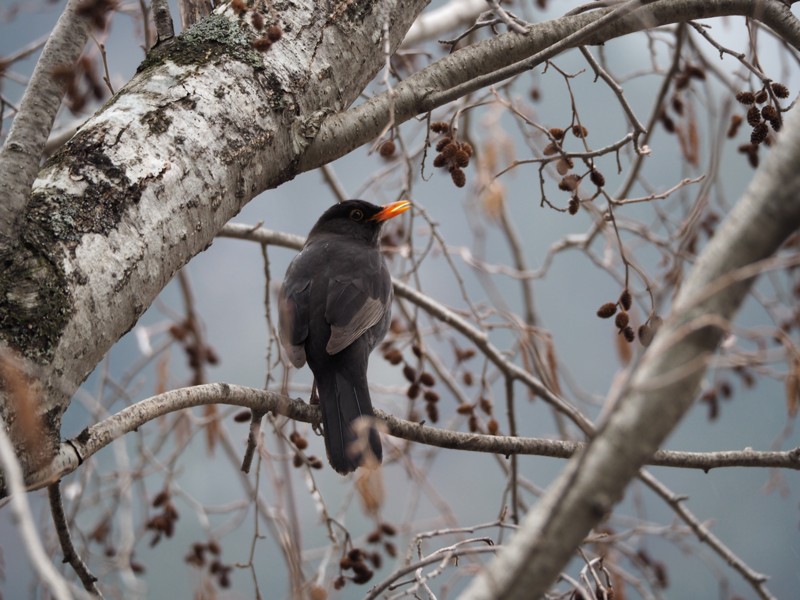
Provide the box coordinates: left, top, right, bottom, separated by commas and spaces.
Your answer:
316, 370, 382, 474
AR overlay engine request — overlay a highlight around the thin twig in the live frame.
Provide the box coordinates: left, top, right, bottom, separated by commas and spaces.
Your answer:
48, 481, 103, 596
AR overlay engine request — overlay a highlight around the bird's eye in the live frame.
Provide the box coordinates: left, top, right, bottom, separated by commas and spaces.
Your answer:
349, 209, 364, 221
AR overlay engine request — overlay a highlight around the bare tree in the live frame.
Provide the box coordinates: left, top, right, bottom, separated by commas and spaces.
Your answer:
1, 0, 800, 598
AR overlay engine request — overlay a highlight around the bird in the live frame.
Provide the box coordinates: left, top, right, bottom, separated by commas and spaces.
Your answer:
278, 199, 411, 474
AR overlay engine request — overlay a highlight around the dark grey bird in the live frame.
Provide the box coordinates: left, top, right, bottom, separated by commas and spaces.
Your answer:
278, 199, 410, 473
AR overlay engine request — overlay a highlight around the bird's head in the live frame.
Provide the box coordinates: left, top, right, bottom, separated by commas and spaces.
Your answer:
308, 199, 411, 245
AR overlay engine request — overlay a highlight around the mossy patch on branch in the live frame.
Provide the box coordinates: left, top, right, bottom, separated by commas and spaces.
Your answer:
138, 13, 264, 74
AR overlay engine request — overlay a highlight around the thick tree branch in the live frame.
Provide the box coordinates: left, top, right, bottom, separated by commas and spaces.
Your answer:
14, 383, 799, 495
298, 0, 800, 172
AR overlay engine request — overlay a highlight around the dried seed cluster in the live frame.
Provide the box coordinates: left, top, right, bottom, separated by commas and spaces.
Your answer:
699, 366, 755, 420
734, 82, 789, 167
146, 490, 180, 546
543, 126, 605, 214
185, 539, 232, 588
659, 62, 706, 133
430, 121, 473, 188
336, 540, 390, 589
456, 396, 498, 434
232, 0, 283, 52
596, 289, 638, 344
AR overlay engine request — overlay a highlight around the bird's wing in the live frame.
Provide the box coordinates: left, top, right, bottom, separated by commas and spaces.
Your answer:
325, 271, 390, 355
278, 273, 311, 368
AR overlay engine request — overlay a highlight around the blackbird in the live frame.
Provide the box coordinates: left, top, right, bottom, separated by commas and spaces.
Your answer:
278, 199, 411, 474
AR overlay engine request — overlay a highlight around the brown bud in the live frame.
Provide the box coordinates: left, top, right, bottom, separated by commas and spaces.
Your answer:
293, 453, 303, 468
406, 383, 420, 400
253, 37, 272, 51
619, 289, 632, 311
468, 414, 478, 432
755, 89, 768, 104
455, 347, 476, 362
366, 530, 382, 544
543, 143, 559, 156
384, 348, 403, 365
450, 167, 466, 188
746, 105, 761, 127
615, 311, 630, 329
384, 541, 397, 558
572, 124, 588, 138
597, 303, 617, 319
251, 12, 264, 30
266, 24, 283, 42
771, 82, 789, 99
379, 140, 396, 158
660, 114, 675, 133
558, 174, 580, 192
479, 397, 493, 414
309, 456, 323, 469
431, 121, 450, 133
735, 91, 755, 105
380, 522, 397, 536
487, 418, 499, 435
556, 157, 573, 175
761, 105, 778, 121
567, 196, 579, 215
462, 370, 474, 386
435, 136, 452, 152
441, 142, 458, 159
290, 431, 308, 450
309, 584, 328, 600
638, 324, 653, 346
423, 390, 439, 403
402, 365, 417, 382
433, 154, 446, 168
333, 576, 346, 590
349, 548, 364, 562
671, 95, 684, 115
454, 150, 470, 168
425, 402, 439, 423
589, 169, 605, 187
727, 114, 743, 138
456, 403, 474, 415
623, 326, 636, 343
459, 141, 473, 157
750, 122, 768, 145
234, 410, 251, 422
419, 372, 436, 387
549, 127, 565, 140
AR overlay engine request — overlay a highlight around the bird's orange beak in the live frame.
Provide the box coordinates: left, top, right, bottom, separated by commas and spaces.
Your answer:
370, 200, 411, 222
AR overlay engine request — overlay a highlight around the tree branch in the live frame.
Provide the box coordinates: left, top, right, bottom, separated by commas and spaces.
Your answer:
0, 0, 90, 240
14, 383, 799, 495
